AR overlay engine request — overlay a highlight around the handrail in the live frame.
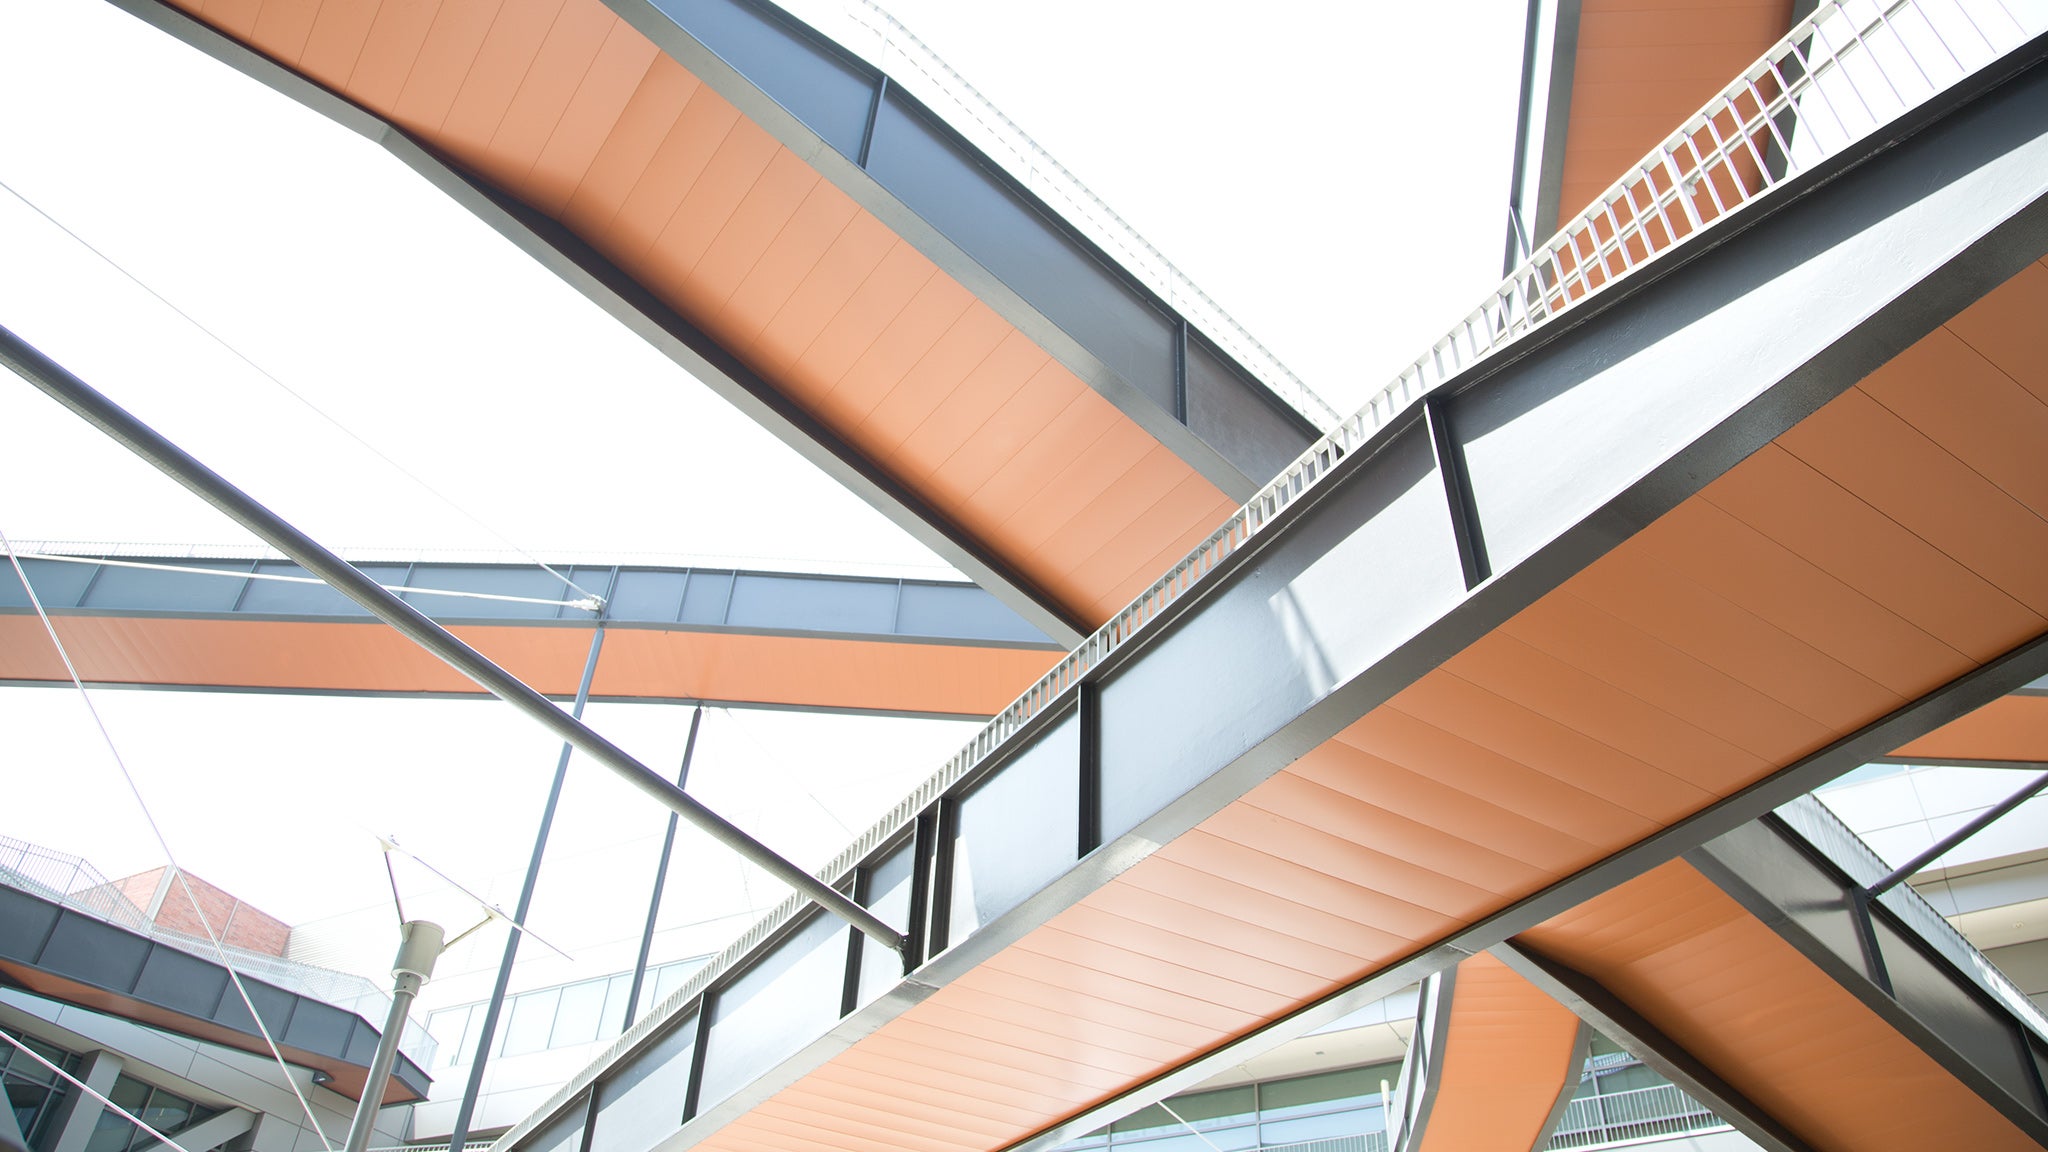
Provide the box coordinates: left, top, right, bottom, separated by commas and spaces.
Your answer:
841, 0, 1342, 430
491, 3, 2048, 1147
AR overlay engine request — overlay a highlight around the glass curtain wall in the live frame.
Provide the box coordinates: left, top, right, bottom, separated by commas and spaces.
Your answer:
425, 956, 710, 1069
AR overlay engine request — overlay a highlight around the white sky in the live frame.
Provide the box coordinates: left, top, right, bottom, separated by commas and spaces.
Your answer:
0, 0, 1528, 1007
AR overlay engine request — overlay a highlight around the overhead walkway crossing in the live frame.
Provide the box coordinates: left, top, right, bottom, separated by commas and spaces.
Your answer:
0, 550, 1060, 715
437, 9, 2048, 1152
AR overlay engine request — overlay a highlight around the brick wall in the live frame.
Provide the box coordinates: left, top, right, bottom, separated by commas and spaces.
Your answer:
107, 867, 292, 957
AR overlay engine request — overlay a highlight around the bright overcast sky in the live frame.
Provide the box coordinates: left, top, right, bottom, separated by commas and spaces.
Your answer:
0, 0, 1528, 999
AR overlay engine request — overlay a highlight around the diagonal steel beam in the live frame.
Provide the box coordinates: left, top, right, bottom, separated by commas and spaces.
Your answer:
0, 323, 906, 956
1491, 941, 1817, 1152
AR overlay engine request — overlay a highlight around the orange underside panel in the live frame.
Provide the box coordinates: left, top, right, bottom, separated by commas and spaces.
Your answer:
694, 262, 2048, 1152
166, 0, 1237, 628
1891, 692, 2048, 763
1419, 954, 1581, 1152
1557, 0, 1796, 228
1514, 861, 2038, 1152
0, 615, 1058, 715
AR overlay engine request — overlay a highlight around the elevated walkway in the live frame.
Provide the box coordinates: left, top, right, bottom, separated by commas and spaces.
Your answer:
0, 550, 1059, 715
110, 0, 1335, 645
453, 11, 2048, 1152
0, 846, 431, 1106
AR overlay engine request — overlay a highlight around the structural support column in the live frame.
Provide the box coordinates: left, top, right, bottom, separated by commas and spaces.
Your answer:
623, 705, 704, 1031
47, 1050, 122, 1152
447, 626, 606, 1152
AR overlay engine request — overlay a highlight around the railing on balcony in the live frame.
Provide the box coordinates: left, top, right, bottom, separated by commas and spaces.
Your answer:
0, 834, 438, 1067
1544, 1083, 1725, 1149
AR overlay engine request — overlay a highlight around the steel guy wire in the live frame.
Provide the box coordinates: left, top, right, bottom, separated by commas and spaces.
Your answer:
0, 520, 339, 1152
0, 175, 605, 609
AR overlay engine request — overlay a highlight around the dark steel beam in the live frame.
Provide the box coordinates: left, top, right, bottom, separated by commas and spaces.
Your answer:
1491, 941, 1817, 1152
0, 324, 906, 957
1502, 0, 1583, 272
602, 0, 1323, 491
1688, 816, 2048, 1140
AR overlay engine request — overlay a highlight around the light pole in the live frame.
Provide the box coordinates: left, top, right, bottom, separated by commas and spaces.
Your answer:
343, 920, 445, 1152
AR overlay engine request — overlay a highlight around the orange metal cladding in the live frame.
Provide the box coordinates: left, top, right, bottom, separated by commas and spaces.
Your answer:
166, 0, 1239, 629
0, 615, 1060, 715
686, 259, 2048, 1152
1415, 955, 1582, 1152
1892, 693, 2048, 763
1513, 861, 2040, 1151
1555, 0, 1795, 231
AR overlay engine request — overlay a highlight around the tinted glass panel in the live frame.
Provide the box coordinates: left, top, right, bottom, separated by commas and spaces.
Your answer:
948, 711, 1078, 943
696, 911, 849, 1110
591, 1013, 698, 1152
503, 987, 561, 1057
552, 978, 610, 1048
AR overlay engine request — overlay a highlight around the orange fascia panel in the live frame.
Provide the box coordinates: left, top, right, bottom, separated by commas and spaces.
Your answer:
0, 615, 1059, 715
1556, 1, 1795, 229
163, 0, 1234, 630
1418, 954, 1582, 1152
1515, 861, 2040, 1152
1890, 694, 2048, 764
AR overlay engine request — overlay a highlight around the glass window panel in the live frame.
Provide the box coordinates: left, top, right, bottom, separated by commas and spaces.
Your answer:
7, 1077, 54, 1146
84, 1076, 150, 1152
948, 712, 1079, 943
426, 1007, 471, 1069
1259, 1106, 1381, 1146
652, 960, 694, 1005
1259, 1067, 1375, 1118
601, 973, 635, 1037
591, 1013, 698, 1152
696, 911, 850, 1111
137, 1089, 192, 1139
855, 841, 914, 1009
503, 987, 562, 1057
1109, 1129, 1256, 1152
551, 978, 610, 1049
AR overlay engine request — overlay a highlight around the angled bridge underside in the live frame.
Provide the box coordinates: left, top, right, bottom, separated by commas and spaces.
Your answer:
465, 34, 2048, 1152
119, 0, 1326, 645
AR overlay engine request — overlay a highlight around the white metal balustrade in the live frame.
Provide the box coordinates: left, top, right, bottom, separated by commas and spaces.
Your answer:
1544, 1083, 1724, 1149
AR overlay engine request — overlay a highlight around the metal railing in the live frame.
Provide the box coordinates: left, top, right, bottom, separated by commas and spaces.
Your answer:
1544, 1083, 1723, 1149
841, 0, 1342, 430
0, 835, 438, 1067
491, 5, 2048, 1148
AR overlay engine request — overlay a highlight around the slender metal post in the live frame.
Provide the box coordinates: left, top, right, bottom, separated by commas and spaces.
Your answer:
344, 920, 443, 1152
1866, 769, 2048, 896
623, 706, 703, 1030
446, 626, 605, 1152
0, 325, 906, 955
